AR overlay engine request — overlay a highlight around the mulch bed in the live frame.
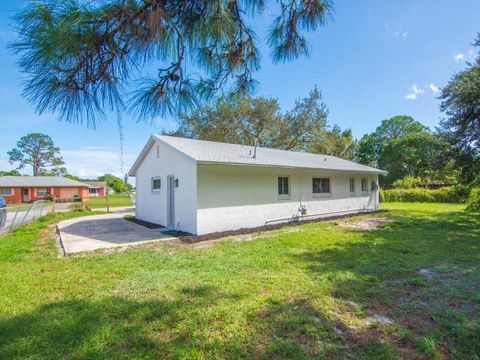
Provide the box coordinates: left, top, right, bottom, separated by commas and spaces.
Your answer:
180, 210, 387, 244
124, 217, 166, 229
126, 210, 387, 244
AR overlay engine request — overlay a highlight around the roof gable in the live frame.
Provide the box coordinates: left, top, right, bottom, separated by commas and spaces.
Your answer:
128, 135, 196, 176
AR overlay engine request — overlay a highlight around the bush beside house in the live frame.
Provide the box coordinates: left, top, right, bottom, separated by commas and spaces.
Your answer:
465, 188, 480, 211
380, 185, 469, 203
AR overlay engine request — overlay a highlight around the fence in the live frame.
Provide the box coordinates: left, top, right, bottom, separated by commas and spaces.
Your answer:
0, 200, 55, 233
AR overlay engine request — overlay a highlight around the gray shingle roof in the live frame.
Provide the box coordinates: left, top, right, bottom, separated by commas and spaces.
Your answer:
0, 176, 90, 187
84, 181, 107, 188
129, 135, 386, 175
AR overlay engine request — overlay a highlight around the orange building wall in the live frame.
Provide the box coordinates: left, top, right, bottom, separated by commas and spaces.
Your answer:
1, 187, 22, 204
1, 186, 90, 204
80, 188, 90, 200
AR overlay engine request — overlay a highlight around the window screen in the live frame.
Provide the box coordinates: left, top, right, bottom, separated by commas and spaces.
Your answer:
152, 177, 161, 191
313, 178, 330, 194
278, 177, 289, 195
361, 178, 368, 192
349, 178, 355, 193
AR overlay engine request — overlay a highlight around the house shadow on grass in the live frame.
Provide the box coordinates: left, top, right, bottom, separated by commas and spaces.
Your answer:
0, 294, 405, 359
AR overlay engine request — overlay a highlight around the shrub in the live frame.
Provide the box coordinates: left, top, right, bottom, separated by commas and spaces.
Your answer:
379, 189, 385, 203
465, 188, 480, 211
380, 186, 467, 203
392, 176, 423, 189
43, 194, 55, 201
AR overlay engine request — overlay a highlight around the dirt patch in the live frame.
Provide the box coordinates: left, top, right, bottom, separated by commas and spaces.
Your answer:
338, 217, 392, 231
143, 211, 386, 251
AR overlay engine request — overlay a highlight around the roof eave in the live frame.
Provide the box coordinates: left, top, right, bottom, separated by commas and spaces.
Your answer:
196, 160, 387, 174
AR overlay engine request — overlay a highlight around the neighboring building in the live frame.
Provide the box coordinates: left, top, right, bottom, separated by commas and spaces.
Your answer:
129, 135, 387, 235
84, 182, 108, 197
0, 176, 90, 204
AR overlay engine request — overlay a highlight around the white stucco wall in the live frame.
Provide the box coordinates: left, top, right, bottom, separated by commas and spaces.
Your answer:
196, 164, 379, 235
134, 140, 197, 234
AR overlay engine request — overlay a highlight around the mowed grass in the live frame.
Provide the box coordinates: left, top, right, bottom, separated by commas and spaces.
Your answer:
0, 203, 478, 359
74, 194, 133, 209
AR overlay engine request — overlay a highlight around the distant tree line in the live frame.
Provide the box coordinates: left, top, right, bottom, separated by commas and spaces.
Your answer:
168, 91, 469, 188
65, 174, 130, 194
169, 86, 357, 161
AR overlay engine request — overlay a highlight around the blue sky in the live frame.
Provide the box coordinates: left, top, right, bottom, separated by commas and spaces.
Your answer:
0, 0, 478, 178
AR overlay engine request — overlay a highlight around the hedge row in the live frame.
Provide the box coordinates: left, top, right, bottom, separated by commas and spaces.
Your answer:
466, 188, 480, 211
379, 185, 469, 203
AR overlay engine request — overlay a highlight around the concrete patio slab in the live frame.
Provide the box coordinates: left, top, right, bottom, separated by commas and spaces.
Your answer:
57, 212, 176, 254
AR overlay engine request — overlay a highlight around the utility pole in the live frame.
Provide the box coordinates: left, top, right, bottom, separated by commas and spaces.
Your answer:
106, 187, 110, 213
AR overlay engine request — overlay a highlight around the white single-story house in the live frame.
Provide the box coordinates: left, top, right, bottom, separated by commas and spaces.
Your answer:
128, 135, 387, 235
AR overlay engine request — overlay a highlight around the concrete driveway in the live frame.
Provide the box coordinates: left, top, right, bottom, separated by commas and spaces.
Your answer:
58, 212, 177, 254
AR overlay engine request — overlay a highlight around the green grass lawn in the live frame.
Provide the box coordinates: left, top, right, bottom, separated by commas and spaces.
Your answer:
71, 194, 133, 209
6, 203, 32, 210
0, 203, 478, 359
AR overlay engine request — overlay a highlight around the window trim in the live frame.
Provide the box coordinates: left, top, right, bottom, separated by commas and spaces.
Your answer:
0, 188, 12, 196
349, 177, 356, 196
151, 176, 162, 193
312, 176, 332, 198
361, 178, 369, 194
277, 175, 291, 200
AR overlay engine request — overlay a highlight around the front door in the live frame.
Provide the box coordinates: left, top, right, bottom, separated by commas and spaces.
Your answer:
167, 176, 175, 228
22, 188, 29, 202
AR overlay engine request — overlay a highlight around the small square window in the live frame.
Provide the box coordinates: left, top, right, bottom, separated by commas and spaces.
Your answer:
152, 177, 161, 191
361, 178, 368, 193
313, 177, 331, 194
278, 176, 290, 198
349, 178, 355, 194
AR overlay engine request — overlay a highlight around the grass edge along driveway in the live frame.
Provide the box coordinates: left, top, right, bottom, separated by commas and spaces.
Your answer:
70, 194, 133, 209
0, 203, 478, 359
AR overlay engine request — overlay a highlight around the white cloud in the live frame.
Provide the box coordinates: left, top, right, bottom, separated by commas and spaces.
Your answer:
0, 146, 140, 180
0, 157, 12, 171
428, 83, 440, 94
394, 30, 408, 40
404, 85, 424, 100
454, 53, 465, 62
61, 146, 139, 179
454, 49, 477, 63
385, 24, 408, 40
